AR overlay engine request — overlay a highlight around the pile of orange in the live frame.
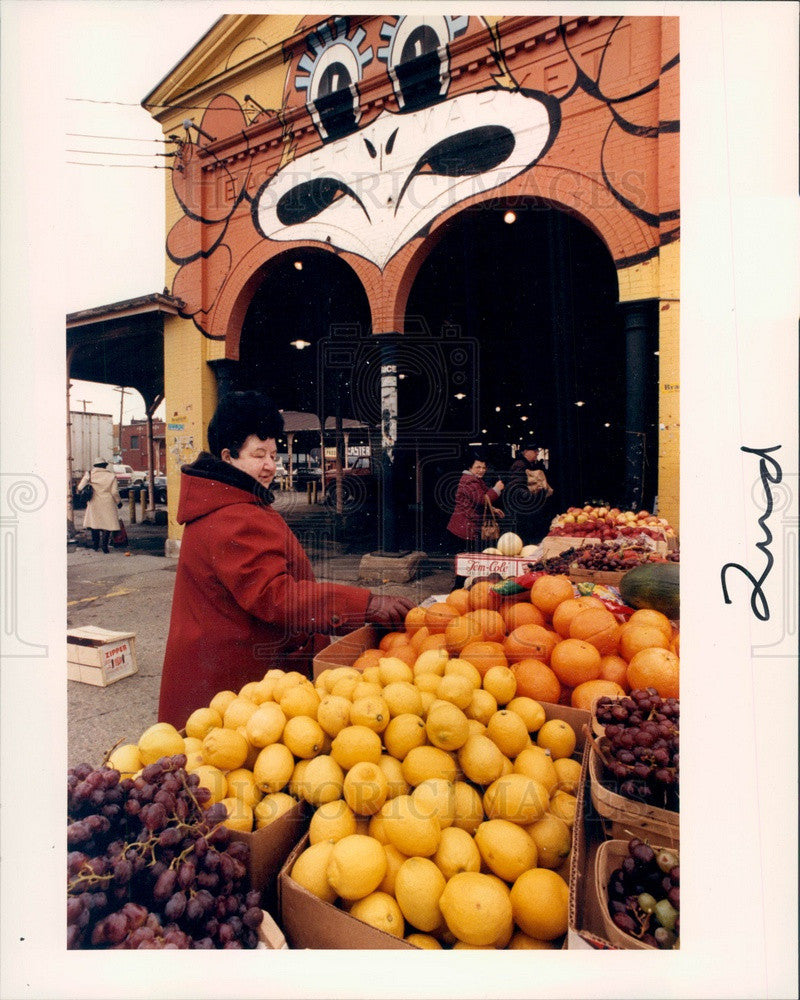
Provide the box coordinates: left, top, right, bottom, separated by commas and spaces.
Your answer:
395, 575, 679, 709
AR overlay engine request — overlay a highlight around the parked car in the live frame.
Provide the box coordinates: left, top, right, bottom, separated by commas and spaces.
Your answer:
112, 463, 134, 496
152, 474, 168, 505
293, 464, 323, 492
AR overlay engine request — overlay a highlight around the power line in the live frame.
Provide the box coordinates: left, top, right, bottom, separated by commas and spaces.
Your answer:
66, 131, 177, 144
66, 148, 177, 158
66, 161, 174, 169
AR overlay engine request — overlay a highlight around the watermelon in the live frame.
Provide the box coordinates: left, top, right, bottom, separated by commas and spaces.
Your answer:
619, 562, 679, 619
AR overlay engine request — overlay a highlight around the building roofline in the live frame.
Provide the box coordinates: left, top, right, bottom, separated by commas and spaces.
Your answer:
67, 293, 184, 328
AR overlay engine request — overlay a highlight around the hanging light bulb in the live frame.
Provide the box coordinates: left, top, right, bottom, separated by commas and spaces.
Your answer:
504, 211, 516, 224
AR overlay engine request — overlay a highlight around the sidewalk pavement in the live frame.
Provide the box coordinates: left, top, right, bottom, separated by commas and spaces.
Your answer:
67, 496, 455, 769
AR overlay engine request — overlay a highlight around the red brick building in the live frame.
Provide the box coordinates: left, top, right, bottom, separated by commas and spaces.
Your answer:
120, 418, 166, 473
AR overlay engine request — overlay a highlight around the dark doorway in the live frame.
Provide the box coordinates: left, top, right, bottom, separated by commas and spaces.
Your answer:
404, 202, 630, 549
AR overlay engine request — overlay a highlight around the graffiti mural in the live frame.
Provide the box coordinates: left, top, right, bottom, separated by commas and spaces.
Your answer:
162, 14, 678, 338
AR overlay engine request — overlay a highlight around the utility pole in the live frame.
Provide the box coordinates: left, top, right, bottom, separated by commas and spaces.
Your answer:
113, 386, 127, 459
76, 398, 92, 412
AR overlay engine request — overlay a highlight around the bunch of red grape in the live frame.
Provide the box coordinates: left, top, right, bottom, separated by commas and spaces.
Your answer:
571, 544, 655, 572
594, 689, 679, 812
525, 549, 577, 574
606, 838, 680, 948
67, 755, 262, 949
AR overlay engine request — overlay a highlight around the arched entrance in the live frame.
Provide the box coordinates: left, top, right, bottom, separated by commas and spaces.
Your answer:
403, 201, 640, 550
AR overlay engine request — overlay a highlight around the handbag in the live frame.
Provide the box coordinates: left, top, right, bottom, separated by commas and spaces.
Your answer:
480, 496, 501, 542
78, 482, 93, 503
526, 468, 553, 498
111, 520, 128, 548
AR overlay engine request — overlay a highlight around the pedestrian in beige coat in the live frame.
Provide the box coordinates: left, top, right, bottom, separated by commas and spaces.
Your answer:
77, 458, 121, 553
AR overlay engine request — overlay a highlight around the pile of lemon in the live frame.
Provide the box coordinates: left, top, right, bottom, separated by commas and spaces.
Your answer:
108, 644, 583, 948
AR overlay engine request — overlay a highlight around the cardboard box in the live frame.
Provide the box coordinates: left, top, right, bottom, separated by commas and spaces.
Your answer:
67, 626, 138, 687
278, 833, 415, 950
312, 624, 388, 678
453, 551, 542, 580
229, 799, 310, 915
568, 567, 626, 587
588, 745, 679, 845
256, 909, 289, 949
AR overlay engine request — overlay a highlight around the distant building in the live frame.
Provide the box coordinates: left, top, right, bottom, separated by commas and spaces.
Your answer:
120, 418, 166, 472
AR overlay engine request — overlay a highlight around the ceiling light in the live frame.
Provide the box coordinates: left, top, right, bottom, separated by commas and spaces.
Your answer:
520, 415, 528, 421
495, 406, 501, 412
454, 392, 466, 400
504, 211, 516, 224
293, 261, 303, 271
290, 339, 311, 350
604, 422, 611, 427
575, 400, 586, 407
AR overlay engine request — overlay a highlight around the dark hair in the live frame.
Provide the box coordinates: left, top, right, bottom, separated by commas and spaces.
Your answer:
466, 452, 488, 467
521, 442, 539, 452
207, 391, 284, 458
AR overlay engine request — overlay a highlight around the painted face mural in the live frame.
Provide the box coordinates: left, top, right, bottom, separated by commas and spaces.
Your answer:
165, 15, 679, 338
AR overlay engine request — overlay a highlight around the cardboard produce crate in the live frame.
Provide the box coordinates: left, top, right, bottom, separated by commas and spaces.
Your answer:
567, 567, 626, 587
453, 551, 541, 580
256, 909, 289, 949
67, 626, 138, 686
588, 745, 679, 845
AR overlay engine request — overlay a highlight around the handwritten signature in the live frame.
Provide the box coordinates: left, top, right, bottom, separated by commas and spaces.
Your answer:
720, 445, 782, 621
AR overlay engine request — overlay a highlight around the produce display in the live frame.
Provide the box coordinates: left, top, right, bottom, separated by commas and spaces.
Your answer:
592, 690, 680, 812
547, 505, 676, 543
67, 754, 262, 949
619, 561, 680, 619
569, 543, 679, 571
604, 838, 680, 949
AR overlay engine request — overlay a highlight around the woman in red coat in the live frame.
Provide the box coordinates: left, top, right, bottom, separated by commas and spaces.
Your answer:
158, 391, 413, 729
445, 456, 505, 588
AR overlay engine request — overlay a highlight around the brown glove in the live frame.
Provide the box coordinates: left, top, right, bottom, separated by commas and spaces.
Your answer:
365, 594, 415, 627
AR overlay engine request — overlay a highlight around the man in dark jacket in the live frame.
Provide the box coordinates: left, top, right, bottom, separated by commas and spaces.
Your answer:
158, 391, 413, 728
504, 442, 553, 545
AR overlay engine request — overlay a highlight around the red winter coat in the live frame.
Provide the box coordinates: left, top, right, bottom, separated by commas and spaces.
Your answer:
446, 472, 501, 542
158, 454, 371, 729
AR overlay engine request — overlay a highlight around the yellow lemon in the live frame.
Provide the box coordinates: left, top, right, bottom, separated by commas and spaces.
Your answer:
483, 773, 549, 825
405, 933, 442, 949
425, 701, 470, 751
247, 677, 277, 704
381, 794, 442, 857
506, 697, 546, 733
348, 891, 405, 938
316, 694, 353, 738
381, 681, 423, 718
548, 790, 578, 828
467, 719, 487, 738
382, 713, 428, 761
201, 727, 249, 771
508, 931, 558, 949
238, 680, 261, 701
377, 754, 409, 799
464, 688, 498, 726
208, 689, 237, 718
486, 709, 531, 758
225, 767, 262, 809
326, 834, 387, 901
107, 743, 142, 777
282, 715, 326, 758
253, 742, 295, 793
513, 745, 559, 796
320, 665, 360, 693
193, 764, 228, 806
137, 722, 185, 766
526, 813, 572, 869
457, 734, 507, 786
331, 675, 360, 700
419, 691, 437, 715
433, 825, 482, 880
184, 707, 223, 741
254, 792, 298, 829
378, 656, 414, 685
435, 674, 474, 710
394, 856, 447, 932
401, 745, 457, 787
297, 754, 344, 805
439, 872, 514, 947
451, 781, 485, 835
413, 672, 442, 695
536, 719, 577, 760
552, 757, 583, 795
244, 701, 287, 748
291, 840, 337, 903
367, 811, 390, 845
218, 796, 254, 832
444, 658, 482, 690
279, 683, 321, 720
222, 696, 259, 730
288, 759, 311, 799
361, 665, 381, 685
413, 648, 449, 677
412, 778, 456, 829
482, 666, 517, 706
509, 868, 570, 940
351, 680, 384, 702
378, 843, 408, 895
308, 799, 358, 844
349, 695, 390, 733
271, 670, 308, 703
474, 819, 539, 882
183, 736, 204, 754
330, 725, 383, 770
343, 761, 389, 816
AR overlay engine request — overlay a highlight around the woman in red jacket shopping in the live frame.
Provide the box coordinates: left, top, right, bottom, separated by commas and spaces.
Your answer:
158, 391, 413, 729
445, 455, 505, 587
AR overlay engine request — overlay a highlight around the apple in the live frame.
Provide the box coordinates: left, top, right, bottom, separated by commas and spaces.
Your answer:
563, 514, 576, 524
576, 513, 589, 523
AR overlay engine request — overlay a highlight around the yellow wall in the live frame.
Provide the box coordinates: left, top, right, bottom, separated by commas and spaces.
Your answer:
656, 241, 680, 532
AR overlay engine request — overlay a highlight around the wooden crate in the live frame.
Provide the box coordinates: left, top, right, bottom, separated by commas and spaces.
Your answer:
67, 626, 137, 687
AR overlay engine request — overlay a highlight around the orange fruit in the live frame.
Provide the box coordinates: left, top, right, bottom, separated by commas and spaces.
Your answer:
551, 598, 588, 638
626, 647, 680, 699
627, 608, 673, 642
444, 615, 483, 655
459, 641, 508, 677
598, 654, 630, 692
570, 678, 626, 711
549, 639, 602, 688
568, 608, 621, 655
404, 607, 428, 635
468, 580, 502, 611
618, 625, 670, 662
354, 648, 383, 672
503, 624, 559, 665
424, 603, 460, 634
501, 601, 546, 633
379, 631, 407, 652
670, 633, 680, 656
388, 644, 417, 668
464, 609, 506, 644
529, 575, 574, 617
417, 632, 449, 655
409, 626, 432, 653
511, 659, 562, 704
446, 589, 471, 614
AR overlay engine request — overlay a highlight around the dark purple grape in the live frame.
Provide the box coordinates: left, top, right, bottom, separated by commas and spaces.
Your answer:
217, 922, 235, 946
67, 822, 90, 848
185, 896, 204, 923
112, 859, 132, 886
641, 932, 660, 947
197, 871, 219, 891
621, 856, 636, 876
124, 799, 142, 817
177, 861, 196, 890
243, 906, 263, 930
631, 843, 656, 866
164, 892, 187, 921
153, 868, 178, 903
612, 912, 638, 935
66, 896, 86, 926
154, 790, 177, 814
66, 924, 84, 949
73, 763, 93, 781
120, 902, 148, 930
68, 851, 88, 876
667, 886, 680, 908
158, 827, 182, 848
204, 917, 220, 939
194, 936, 215, 949
670, 865, 680, 884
